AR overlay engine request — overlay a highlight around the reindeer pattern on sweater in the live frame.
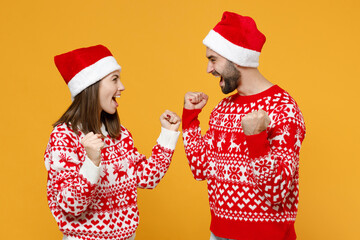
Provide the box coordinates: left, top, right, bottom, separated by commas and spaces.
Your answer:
45, 124, 175, 240
182, 85, 305, 239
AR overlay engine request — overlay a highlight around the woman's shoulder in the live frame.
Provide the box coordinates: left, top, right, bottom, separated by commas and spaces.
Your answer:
119, 125, 132, 139
50, 123, 79, 142
52, 122, 73, 133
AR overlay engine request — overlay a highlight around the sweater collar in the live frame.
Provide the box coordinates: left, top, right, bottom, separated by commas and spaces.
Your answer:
230, 85, 283, 104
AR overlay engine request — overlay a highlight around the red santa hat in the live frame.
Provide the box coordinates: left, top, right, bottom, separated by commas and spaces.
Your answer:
203, 12, 266, 68
54, 45, 121, 99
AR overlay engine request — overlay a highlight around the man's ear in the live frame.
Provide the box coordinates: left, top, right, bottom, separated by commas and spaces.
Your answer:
234, 63, 242, 71
234, 63, 253, 72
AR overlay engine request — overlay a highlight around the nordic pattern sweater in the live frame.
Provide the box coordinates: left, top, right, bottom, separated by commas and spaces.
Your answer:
44, 123, 179, 240
182, 85, 305, 240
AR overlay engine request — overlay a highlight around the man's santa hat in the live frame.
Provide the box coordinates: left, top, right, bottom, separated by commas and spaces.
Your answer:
203, 12, 266, 68
54, 45, 121, 99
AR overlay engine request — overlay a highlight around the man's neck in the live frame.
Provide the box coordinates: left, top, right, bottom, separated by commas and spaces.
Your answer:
236, 67, 274, 96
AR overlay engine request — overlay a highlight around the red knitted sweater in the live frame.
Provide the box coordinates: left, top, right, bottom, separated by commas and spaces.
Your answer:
44, 123, 179, 240
182, 85, 305, 240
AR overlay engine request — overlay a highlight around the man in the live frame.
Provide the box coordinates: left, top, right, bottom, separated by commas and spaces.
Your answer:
182, 12, 305, 240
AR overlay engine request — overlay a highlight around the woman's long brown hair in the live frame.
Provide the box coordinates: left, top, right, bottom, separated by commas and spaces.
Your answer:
53, 81, 121, 139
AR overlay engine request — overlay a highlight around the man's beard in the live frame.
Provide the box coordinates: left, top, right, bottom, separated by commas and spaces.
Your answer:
219, 61, 241, 94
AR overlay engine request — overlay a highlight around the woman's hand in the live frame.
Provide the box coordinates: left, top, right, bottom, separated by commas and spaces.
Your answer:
160, 110, 181, 131
81, 132, 104, 166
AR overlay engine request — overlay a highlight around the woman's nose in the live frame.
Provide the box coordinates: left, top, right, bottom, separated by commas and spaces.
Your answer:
118, 81, 125, 91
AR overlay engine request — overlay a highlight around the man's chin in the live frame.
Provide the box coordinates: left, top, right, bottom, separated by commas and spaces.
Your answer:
221, 85, 237, 94
221, 88, 231, 94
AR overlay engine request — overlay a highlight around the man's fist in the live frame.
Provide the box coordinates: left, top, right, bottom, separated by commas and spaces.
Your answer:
160, 110, 181, 131
241, 109, 271, 136
184, 92, 209, 110
81, 132, 104, 166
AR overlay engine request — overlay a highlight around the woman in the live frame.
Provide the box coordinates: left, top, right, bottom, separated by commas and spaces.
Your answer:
44, 45, 181, 240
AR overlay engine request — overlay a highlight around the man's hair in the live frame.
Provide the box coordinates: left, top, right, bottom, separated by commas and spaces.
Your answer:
53, 81, 121, 139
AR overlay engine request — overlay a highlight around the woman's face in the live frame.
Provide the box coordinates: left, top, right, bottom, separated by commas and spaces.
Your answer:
98, 70, 124, 114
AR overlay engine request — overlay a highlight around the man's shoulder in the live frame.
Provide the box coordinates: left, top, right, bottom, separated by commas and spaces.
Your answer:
269, 87, 302, 111
212, 94, 238, 111
268, 87, 305, 127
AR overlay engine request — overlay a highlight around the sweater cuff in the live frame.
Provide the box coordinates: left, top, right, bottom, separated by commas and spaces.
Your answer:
79, 157, 101, 185
245, 130, 271, 158
182, 108, 202, 130
157, 127, 180, 151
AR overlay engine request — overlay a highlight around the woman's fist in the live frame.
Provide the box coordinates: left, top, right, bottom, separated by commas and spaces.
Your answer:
81, 132, 104, 166
160, 110, 181, 131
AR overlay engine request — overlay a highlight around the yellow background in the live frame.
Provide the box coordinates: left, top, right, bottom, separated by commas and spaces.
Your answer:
1, 0, 359, 239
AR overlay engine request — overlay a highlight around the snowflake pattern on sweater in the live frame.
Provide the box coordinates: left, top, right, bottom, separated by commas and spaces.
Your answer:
44, 123, 177, 240
182, 85, 305, 240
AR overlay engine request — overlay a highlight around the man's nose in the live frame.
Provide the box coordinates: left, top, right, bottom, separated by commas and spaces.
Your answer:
207, 62, 214, 74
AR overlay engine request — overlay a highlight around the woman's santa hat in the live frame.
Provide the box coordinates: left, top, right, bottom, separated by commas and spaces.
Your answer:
203, 12, 266, 68
54, 45, 121, 99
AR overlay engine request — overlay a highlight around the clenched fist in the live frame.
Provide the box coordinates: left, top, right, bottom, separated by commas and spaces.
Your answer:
241, 109, 271, 136
81, 132, 104, 166
160, 110, 181, 131
184, 92, 209, 110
